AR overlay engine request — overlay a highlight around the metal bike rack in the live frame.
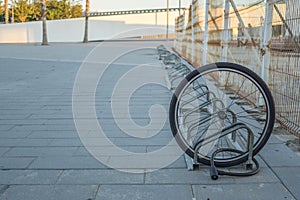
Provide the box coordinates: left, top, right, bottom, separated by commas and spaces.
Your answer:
159, 49, 192, 90
191, 122, 255, 170
158, 45, 258, 179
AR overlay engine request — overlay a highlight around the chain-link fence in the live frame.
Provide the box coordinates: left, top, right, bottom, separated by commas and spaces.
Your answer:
174, 0, 300, 137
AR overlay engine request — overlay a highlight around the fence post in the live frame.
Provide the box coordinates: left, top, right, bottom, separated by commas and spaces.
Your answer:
191, 1, 195, 64
261, 0, 274, 84
179, 0, 182, 15
167, 0, 170, 40
202, 0, 209, 65
221, 0, 230, 62
180, 11, 186, 55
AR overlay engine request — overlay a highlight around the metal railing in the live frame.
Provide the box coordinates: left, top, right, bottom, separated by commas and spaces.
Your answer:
89, 7, 186, 17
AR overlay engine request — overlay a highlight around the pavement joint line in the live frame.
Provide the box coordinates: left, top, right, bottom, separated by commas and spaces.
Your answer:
54, 170, 65, 185
143, 170, 146, 184
92, 185, 101, 200
24, 157, 38, 170
0, 148, 12, 157
190, 185, 196, 200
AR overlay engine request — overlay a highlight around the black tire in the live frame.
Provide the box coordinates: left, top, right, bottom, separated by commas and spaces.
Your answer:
169, 62, 275, 167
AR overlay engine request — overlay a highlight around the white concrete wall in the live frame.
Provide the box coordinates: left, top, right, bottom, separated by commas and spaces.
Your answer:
95, 11, 179, 26
0, 17, 173, 43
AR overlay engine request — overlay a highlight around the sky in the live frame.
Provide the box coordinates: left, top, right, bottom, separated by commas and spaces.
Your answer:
89, 0, 192, 12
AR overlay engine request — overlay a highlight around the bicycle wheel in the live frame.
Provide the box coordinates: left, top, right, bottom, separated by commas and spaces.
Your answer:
169, 62, 275, 167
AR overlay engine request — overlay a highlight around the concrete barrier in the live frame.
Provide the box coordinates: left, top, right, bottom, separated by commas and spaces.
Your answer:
0, 17, 173, 43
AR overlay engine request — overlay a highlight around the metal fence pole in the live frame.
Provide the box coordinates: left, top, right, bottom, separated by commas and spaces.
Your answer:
221, 0, 230, 62
261, 0, 274, 83
167, 0, 170, 40
191, 1, 195, 64
202, 0, 209, 65
179, 0, 182, 15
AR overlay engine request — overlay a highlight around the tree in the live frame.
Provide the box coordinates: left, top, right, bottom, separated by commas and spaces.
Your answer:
14, 0, 32, 22
0, 1, 4, 18
41, 0, 48, 45
46, 0, 59, 20
46, 0, 72, 20
83, 0, 89, 43
30, 0, 41, 21
60, 0, 71, 19
1, 0, 83, 23
70, 1, 82, 18
0, 1, 3, 14
4, 0, 8, 23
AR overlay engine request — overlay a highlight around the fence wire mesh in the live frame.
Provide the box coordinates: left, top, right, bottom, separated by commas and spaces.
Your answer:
174, 0, 300, 137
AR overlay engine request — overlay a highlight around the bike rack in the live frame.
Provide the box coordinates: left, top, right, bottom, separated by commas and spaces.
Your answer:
158, 45, 258, 179
191, 122, 255, 170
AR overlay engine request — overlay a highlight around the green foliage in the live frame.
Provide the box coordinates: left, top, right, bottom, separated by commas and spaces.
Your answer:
46, 0, 83, 20
29, 1, 41, 21
70, 3, 82, 18
0, 1, 4, 22
14, 0, 32, 22
0, 0, 83, 23
0, 1, 3, 16
47, 0, 70, 20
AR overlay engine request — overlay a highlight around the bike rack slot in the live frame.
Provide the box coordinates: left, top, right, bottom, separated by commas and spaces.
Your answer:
187, 122, 254, 170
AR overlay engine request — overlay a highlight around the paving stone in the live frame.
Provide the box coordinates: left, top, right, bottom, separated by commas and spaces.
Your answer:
0, 119, 45, 125
273, 167, 300, 198
0, 185, 9, 195
57, 169, 144, 184
146, 168, 235, 184
259, 143, 300, 167
14, 139, 53, 147
0, 185, 98, 200
159, 156, 187, 169
0, 114, 30, 120
231, 167, 280, 184
0, 170, 62, 184
28, 131, 78, 139
105, 155, 186, 170
96, 185, 193, 200
4, 147, 78, 157
0, 131, 32, 139
28, 156, 109, 169
113, 137, 172, 146
10, 125, 77, 132
0, 157, 35, 169
73, 146, 147, 156
0, 139, 23, 147
47, 139, 83, 147
0, 125, 14, 131
267, 134, 285, 144
192, 183, 296, 200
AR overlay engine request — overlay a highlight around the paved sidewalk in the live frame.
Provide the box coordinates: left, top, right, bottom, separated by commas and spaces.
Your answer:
0, 42, 299, 200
